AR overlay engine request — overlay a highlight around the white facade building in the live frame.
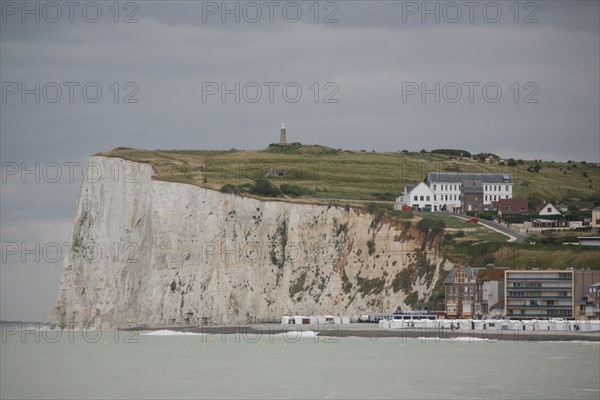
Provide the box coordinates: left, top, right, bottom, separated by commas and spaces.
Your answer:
394, 182, 435, 211
395, 172, 513, 212
537, 202, 562, 216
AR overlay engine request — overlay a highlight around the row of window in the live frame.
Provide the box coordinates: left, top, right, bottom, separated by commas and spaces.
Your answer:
546, 309, 571, 316
447, 295, 474, 302
433, 184, 459, 191
485, 194, 510, 201
509, 291, 570, 297
432, 184, 511, 192
413, 194, 461, 202
413, 193, 510, 203
485, 185, 510, 192
513, 282, 542, 288
448, 286, 474, 293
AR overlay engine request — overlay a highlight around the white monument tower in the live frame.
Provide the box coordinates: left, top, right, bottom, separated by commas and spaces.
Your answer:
279, 122, 287, 145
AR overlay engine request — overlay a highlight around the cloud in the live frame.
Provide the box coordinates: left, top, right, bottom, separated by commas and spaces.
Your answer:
1, 0, 598, 320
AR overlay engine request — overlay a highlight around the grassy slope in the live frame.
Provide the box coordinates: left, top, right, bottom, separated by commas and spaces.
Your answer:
99, 146, 600, 203
97, 146, 600, 270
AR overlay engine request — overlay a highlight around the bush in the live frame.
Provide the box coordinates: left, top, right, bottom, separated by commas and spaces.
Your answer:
367, 239, 376, 255
478, 211, 494, 221
220, 184, 237, 194
527, 163, 541, 173
250, 179, 281, 197
391, 210, 413, 220
372, 192, 397, 201
280, 183, 314, 197
220, 183, 252, 195
417, 218, 446, 239
507, 158, 517, 167
431, 149, 472, 157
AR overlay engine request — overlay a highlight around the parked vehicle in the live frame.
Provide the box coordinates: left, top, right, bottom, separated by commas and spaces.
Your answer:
467, 218, 479, 223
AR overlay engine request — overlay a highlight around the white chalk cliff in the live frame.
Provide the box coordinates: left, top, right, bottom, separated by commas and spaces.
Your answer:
50, 156, 451, 328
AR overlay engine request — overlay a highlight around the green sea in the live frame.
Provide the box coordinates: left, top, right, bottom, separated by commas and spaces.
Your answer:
1, 328, 599, 399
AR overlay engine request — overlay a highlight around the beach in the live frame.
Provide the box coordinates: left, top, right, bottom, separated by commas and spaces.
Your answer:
129, 323, 600, 342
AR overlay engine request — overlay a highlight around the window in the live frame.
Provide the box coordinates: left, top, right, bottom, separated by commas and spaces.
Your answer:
505, 185, 509, 191
414, 195, 418, 201
547, 207, 551, 212
433, 185, 436, 190
434, 195, 436, 200
420, 195, 424, 201
426, 196, 430, 201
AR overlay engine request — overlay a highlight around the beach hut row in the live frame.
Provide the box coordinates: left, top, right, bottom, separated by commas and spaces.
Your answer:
378, 318, 600, 332
281, 316, 351, 325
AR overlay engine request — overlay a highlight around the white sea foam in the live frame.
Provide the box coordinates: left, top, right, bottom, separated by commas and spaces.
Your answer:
273, 330, 318, 338
414, 336, 489, 342
141, 330, 205, 336
536, 340, 599, 344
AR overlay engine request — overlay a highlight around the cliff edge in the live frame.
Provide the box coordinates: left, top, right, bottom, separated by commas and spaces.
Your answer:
50, 156, 451, 328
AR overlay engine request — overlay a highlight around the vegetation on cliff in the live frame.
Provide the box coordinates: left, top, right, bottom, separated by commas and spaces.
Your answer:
98, 146, 599, 207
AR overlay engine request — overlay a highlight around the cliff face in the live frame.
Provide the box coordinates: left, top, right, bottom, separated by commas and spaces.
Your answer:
50, 156, 452, 328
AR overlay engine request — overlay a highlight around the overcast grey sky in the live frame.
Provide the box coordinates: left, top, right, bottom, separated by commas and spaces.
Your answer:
1, 0, 599, 321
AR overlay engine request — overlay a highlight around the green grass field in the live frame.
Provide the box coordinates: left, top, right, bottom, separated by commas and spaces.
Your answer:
98, 146, 600, 270
99, 145, 600, 205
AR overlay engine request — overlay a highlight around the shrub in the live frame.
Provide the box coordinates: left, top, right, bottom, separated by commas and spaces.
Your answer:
220, 184, 238, 194
372, 192, 397, 201
280, 183, 314, 197
250, 178, 281, 197
367, 239, 376, 255
417, 218, 446, 239
431, 149, 472, 157
392, 210, 413, 220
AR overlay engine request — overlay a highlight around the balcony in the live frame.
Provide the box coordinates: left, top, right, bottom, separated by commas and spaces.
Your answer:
506, 304, 572, 309
506, 295, 572, 299
506, 277, 572, 281
507, 313, 572, 318
508, 287, 572, 291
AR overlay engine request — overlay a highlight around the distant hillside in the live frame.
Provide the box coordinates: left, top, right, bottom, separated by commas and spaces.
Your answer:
98, 146, 599, 207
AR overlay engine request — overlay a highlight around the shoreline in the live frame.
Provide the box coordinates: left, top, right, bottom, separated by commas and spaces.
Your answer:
128, 323, 600, 342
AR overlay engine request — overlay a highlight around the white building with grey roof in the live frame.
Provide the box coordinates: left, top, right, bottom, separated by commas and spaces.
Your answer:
395, 172, 513, 213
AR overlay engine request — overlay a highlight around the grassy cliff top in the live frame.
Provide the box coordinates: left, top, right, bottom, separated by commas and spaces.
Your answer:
98, 145, 599, 205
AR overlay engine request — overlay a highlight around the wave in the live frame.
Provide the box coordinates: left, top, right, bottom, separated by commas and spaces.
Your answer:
414, 336, 489, 342
273, 330, 318, 338
141, 330, 205, 336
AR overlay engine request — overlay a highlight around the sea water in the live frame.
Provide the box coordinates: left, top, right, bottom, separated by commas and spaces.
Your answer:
1, 328, 599, 399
